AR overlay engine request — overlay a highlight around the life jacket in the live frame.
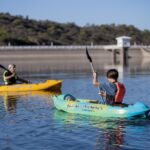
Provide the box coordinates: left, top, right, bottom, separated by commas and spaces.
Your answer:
114, 82, 126, 103
3, 71, 17, 85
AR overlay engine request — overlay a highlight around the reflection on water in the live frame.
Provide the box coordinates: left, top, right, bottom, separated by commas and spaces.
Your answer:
53, 109, 125, 149
1, 90, 61, 113
4, 94, 17, 113
53, 107, 150, 150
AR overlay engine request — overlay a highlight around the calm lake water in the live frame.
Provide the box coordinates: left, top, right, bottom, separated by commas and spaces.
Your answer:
0, 53, 150, 149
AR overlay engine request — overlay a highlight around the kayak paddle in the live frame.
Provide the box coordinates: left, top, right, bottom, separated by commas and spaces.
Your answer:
85, 47, 95, 73
85, 48, 105, 104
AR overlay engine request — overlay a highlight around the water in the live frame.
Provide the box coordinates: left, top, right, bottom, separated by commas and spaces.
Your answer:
0, 50, 150, 150
0, 71, 150, 150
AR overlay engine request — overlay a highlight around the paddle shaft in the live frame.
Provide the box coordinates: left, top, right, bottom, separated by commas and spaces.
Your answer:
85, 48, 105, 104
90, 62, 95, 73
0, 64, 9, 72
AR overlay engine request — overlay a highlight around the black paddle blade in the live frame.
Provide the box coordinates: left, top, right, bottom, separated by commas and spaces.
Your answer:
86, 47, 92, 62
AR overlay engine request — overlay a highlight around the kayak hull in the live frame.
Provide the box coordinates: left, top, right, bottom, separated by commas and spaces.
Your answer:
0, 80, 62, 92
53, 95, 150, 118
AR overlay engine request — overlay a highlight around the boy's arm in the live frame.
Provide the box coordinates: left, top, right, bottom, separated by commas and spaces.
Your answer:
92, 72, 100, 86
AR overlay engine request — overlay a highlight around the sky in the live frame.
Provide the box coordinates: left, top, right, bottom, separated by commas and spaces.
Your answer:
0, 0, 150, 30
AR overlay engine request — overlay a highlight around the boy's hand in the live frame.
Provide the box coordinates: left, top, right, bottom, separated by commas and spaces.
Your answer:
98, 91, 106, 97
93, 71, 97, 79
12, 72, 16, 77
93, 71, 100, 86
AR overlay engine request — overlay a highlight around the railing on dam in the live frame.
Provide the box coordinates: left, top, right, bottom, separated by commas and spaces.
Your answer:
0, 45, 150, 50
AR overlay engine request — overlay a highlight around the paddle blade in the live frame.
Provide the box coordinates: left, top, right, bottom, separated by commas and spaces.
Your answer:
86, 48, 92, 62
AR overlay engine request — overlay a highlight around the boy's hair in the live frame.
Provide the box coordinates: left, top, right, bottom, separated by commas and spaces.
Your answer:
106, 69, 118, 80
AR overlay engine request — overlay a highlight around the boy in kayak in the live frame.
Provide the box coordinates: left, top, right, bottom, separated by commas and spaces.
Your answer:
93, 69, 126, 104
3, 64, 30, 85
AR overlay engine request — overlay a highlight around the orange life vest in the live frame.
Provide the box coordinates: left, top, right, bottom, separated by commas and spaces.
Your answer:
114, 82, 126, 103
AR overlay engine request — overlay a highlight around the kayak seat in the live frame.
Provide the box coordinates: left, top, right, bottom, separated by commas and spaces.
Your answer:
64, 94, 76, 101
112, 103, 129, 107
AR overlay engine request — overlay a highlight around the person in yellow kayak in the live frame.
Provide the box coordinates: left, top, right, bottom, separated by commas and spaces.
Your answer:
93, 69, 126, 105
3, 64, 30, 85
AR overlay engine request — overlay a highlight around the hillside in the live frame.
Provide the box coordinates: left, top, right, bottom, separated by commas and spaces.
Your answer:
0, 13, 150, 46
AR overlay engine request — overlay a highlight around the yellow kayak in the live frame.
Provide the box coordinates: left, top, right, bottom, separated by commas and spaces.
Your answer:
0, 80, 62, 92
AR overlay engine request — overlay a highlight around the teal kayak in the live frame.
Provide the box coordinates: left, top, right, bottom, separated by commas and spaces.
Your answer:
52, 94, 150, 118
